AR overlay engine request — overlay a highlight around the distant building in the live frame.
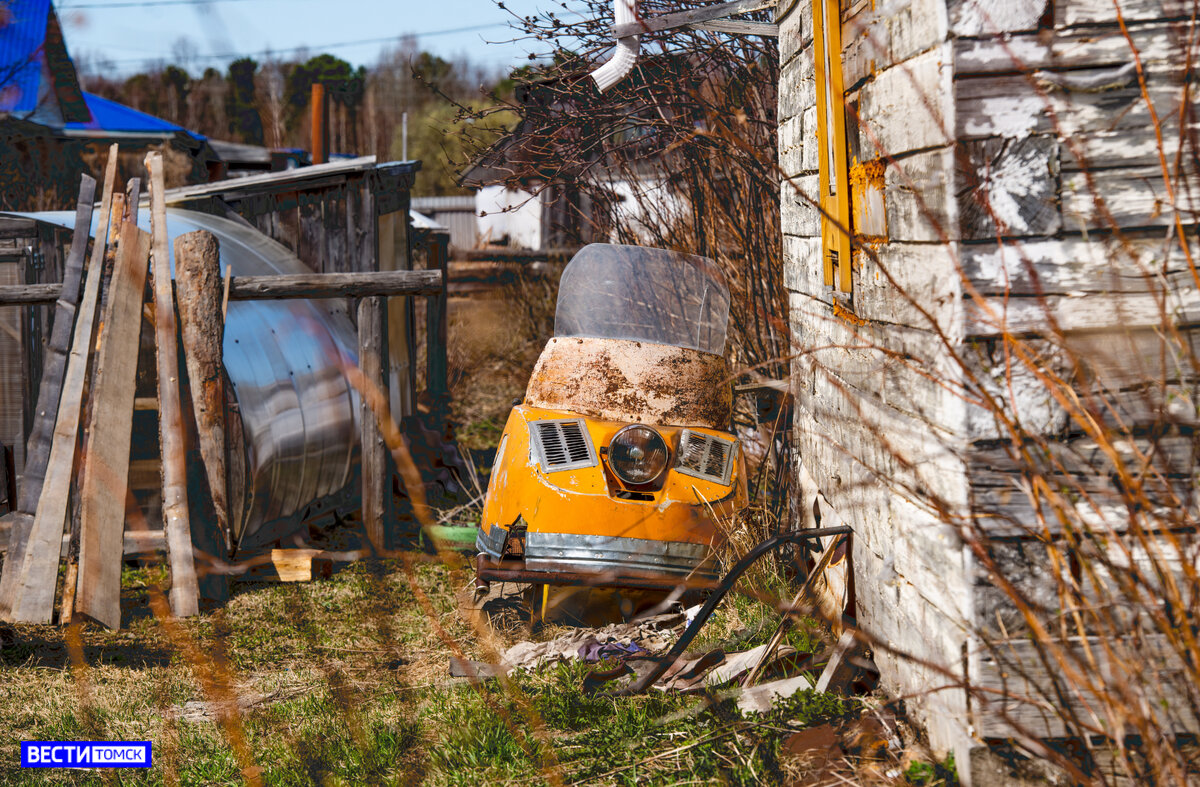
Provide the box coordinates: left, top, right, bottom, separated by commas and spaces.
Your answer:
0, 0, 214, 209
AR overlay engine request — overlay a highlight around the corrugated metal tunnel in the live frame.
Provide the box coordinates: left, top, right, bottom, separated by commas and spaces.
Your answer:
18, 208, 362, 553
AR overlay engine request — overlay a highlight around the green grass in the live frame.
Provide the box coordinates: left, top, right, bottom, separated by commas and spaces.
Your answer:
0, 558, 942, 785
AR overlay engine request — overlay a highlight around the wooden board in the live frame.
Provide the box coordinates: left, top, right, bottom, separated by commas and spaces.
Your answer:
972, 633, 1198, 739
5, 165, 121, 623
146, 152, 199, 618
0, 167, 103, 619
72, 223, 152, 629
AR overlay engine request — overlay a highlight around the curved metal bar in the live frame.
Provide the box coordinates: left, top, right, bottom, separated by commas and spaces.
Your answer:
609, 526, 853, 696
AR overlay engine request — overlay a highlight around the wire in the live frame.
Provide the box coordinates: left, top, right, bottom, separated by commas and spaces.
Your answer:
60, 0, 292, 8
85, 23, 517, 66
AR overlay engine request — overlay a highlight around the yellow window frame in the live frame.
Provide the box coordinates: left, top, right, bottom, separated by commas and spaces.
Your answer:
813, 0, 853, 293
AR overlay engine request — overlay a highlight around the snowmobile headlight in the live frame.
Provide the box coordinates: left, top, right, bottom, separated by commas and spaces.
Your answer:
607, 424, 669, 485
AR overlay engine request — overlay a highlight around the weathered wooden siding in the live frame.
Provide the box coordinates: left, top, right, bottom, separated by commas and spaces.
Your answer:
780, 0, 975, 758
949, 2, 1200, 752
784, 0, 1200, 769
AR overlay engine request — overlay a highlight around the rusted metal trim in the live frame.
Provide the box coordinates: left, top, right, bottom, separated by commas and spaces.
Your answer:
476, 556, 719, 592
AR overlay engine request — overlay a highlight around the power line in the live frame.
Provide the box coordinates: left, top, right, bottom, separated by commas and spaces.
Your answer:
86, 23, 519, 65
60, 0, 291, 8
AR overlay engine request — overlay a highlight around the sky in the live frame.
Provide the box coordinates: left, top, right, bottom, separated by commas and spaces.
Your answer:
57, 0, 595, 77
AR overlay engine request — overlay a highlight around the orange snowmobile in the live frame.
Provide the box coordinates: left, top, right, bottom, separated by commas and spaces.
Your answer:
474, 244, 748, 599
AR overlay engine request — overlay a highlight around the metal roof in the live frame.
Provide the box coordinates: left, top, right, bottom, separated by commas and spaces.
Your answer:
160, 156, 422, 204
62, 91, 198, 137
0, 0, 52, 115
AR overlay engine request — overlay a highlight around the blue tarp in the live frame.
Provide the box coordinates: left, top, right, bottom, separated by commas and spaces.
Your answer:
65, 91, 200, 137
0, 0, 52, 115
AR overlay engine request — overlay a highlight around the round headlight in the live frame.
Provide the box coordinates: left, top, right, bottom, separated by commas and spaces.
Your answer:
608, 425, 669, 485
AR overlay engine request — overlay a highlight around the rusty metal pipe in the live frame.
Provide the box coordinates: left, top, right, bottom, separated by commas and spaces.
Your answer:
606, 526, 853, 696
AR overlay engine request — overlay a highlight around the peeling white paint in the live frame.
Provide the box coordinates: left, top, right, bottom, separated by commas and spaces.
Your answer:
956, 37, 1047, 67
963, 95, 1044, 138
950, 0, 1047, 35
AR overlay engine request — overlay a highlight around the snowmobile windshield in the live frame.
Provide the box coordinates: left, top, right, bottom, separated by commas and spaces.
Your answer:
553, 244, 730, 355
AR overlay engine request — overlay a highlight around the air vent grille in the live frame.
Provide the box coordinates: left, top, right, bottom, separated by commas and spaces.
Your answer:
675, 429, 736, 485
532, 419, 597, 472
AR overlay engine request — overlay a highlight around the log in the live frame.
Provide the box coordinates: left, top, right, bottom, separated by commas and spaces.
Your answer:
0, 268, 444, 306
0, 165, 104, 619
174, 231, 229, 552
146, 152, 200, 618
6, 169, 122, 623
227, 268, 441, 299
73, 222, 152, 629
0, 282, 61, 305
358, 296, 391, 553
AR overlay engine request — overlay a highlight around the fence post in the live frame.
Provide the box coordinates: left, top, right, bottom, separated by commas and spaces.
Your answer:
426, 231, 450, 420
358, 295, 391, 553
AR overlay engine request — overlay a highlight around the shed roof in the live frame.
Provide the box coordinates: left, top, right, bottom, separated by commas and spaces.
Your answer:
63, 91, 198, 137
0, 0, 86, 122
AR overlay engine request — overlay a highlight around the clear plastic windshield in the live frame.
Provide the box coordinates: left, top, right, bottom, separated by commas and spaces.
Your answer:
554, 244, 730, 355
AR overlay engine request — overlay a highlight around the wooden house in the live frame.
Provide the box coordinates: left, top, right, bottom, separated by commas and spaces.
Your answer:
778, 0, 1199, 780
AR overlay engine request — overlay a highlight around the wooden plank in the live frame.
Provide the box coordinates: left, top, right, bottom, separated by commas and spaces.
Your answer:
174, 231, 229, 552
947, 0, 1047, 36
1062, 164, 1200, 230
0, 269, 444, 306
687, 19, 778, 35
358, 296, 390, 553
959, 235, 1200, 296
266, 549, 334, 582
954, 22, 1194, 76
0, 168, 103, 619
62, 183, 136, 626
231, 269, 441, 299
147, 152, 200, 619
5, 162, 121, 623
73, 221, 151, 629
955, 68, 1185, 140
972, 634, 1198, 739
1055, 0, 1196, 26
612, 0, 774, 37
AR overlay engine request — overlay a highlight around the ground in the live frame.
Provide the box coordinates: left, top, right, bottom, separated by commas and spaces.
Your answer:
0, 555, 958, 785
0, 286, 959, 785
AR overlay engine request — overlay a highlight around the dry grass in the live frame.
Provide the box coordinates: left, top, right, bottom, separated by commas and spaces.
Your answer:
0, 554, 957, 785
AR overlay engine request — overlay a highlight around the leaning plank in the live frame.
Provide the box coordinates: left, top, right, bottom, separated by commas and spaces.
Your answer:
146, 152, 200, 618
72, 222, 152, 629
6, 165, 121, 623
173, 231, 229, 552
0, 166, 104, 619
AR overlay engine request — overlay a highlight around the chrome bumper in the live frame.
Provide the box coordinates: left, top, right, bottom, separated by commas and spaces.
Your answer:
476, 527, 720, 586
